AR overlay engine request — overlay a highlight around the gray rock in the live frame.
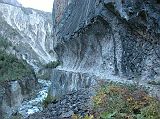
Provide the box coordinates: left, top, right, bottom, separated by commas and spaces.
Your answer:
0, 3, 56, 70
61, 110, 74, 118
0, 77, 38, 119
49, 0, 160, 98
0, 0, 22, 6
27, 88, 93, 119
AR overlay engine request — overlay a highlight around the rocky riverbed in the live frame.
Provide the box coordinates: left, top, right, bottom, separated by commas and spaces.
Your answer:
18, 79, 51, 118
27, 88, 94, 119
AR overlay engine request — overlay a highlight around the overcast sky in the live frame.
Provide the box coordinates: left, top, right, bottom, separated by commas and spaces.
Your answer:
17, 0, 54, 12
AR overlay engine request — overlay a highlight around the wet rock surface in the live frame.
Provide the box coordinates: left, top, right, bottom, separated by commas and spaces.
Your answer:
27, 88, 93, 119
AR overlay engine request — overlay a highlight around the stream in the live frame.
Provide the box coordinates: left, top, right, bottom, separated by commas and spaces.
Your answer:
18, 79, 51, 118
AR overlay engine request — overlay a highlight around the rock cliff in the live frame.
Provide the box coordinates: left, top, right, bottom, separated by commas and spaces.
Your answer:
0, 2, 54, 118
0, 2, 55, 70
0, 77, 37, 118
0, 0, 21, 6
51, 0, 160, 96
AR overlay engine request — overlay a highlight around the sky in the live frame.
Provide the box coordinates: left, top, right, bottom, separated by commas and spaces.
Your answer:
17, 0, 54, 12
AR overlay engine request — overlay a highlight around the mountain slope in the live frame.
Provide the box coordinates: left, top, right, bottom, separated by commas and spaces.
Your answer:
0, 0, 21, 6
0, 3, 55, 70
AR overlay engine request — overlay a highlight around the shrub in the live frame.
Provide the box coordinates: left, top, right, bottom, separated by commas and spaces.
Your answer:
44, 60, 61, 69
139, 99, 160, 119
37, 69, 52, 80
0, 36, 34, 82
43, 93, 57, 108
71, 114, 94, 119
0, 37, 12, 50
92, 82, 160, 119
148, 80, 160, 85
0, 50, 34, 82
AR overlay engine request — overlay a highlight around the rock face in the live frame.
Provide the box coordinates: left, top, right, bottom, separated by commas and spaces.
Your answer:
0, 2, 55, 70
0, 0, 21, 6
0, 2, 56, 118
0, 77, 37, 118
51, 0, 160, 96
50, 69, 96, 97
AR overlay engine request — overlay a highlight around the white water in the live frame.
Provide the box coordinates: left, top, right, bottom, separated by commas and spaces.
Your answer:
18, 79, 51, 118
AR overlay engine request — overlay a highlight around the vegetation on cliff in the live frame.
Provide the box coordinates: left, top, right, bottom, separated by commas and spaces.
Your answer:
37, 60, 61, 80
90, 82, 160, 119
71, 82, 160, 119
0, 37, 35, 81
44, 60, 61, 69
42, 91, 57, 108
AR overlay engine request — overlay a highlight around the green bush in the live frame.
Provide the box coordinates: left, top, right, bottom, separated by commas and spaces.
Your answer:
44, 60, 61, 69
0, 36, 35, 82
0, 37, 12, 50
0, 50, 34, 82
43, 93, 56, 108
139, 99, 160, 119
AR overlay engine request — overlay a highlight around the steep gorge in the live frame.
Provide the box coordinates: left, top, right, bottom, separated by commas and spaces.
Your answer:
0, 1, 55, 118
28, 1, 160, 117
0, 0, 160, 118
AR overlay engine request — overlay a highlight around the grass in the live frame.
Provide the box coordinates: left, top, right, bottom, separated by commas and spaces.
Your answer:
71, 81, 160, 119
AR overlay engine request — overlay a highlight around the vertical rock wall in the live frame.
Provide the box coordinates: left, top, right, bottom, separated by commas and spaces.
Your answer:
51, 0, 160, 96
